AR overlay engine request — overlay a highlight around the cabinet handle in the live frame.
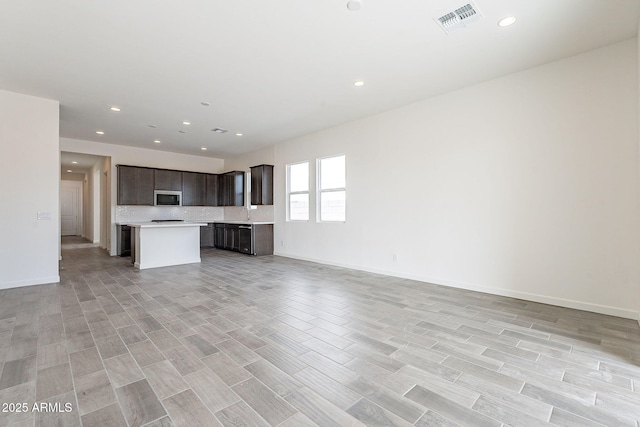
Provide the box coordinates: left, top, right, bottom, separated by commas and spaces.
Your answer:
239, 226, 252, 229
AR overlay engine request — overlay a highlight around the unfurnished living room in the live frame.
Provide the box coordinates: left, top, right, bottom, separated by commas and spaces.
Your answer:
1, 1, 640, 426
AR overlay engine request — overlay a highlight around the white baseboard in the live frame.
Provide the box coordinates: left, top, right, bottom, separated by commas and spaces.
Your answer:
431, 277, 639, 320
0, 276, 60, 290
274, 251, 639, 321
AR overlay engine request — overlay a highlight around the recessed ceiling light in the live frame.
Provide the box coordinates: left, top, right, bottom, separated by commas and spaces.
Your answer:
236, 133, 243, 136
149, 124, 157, 128
96, 131, 104, 135
154, 140, 161, 144
498, 16, 516, 27
66, 170, 72, 173
110, 106, 121, 112
347, 0, 362, 11
201, 102, 211, 106
182, 121, 191, 125
354, 81, 364, 87
72, 161, 78, 164
201, 147, 207, 151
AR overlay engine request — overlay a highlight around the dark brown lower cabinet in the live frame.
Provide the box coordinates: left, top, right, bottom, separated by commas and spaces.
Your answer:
225, 225, 240, 251
117, 225, 132, 256
213, 225, 224, 248
212, 223, 238, 250
211, 223, 273, 255
251, 224, 274, 255
200, 224, 214, 247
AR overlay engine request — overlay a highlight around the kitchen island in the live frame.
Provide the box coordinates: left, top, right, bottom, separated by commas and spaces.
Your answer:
128, 221, 206, 270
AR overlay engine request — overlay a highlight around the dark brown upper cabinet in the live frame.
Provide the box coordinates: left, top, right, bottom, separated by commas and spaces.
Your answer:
250, 164, 273, 205
205, 174, 219, 206
117, 165, 251, 207
182, 172, 207, 206
117, 165, 154, 205
219, 171, 245, 206
154, 169, 182, 191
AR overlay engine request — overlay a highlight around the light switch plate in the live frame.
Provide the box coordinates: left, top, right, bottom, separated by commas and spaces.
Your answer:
37, 211, 52, 220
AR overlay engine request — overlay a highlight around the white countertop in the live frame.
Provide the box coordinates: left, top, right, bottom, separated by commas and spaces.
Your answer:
214, 220, 274, 225
126, 222, 207, 228
117, 220, 274, 226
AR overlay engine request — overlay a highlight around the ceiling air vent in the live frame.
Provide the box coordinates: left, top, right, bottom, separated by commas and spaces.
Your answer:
435, 2, 484, 34
211, 128, 228, 134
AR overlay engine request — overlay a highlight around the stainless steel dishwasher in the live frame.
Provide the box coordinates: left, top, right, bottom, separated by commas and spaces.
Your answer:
238, 225, 252, 254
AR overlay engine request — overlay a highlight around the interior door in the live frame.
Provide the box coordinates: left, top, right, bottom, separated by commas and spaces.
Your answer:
61, 186, 78, 236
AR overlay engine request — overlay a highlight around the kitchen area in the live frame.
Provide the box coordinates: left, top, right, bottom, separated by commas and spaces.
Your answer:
116, 164, 274, 269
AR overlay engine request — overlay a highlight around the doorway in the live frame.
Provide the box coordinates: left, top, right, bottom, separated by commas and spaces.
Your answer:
60, 152, 110, 253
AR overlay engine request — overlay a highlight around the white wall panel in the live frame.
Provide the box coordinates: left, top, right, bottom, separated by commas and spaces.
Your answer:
271, 39, 640, 319
0, 90, 60, 289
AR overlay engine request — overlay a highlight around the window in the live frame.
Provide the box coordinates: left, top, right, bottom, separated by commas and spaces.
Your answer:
286, 161, 309, 221
318, 154, 346, 222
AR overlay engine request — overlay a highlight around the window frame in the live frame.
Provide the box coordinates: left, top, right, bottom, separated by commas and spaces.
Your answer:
286, 161, 310, 222
317, 154, 346, 223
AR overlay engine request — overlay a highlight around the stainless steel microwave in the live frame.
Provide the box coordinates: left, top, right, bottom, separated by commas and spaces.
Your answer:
154, 190, 182, 206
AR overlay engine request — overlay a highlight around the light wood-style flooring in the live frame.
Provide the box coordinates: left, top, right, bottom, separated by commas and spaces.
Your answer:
0, 245, 639, 426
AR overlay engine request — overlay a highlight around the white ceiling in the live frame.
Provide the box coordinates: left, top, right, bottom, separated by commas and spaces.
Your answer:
1, 1, 639, 158
60, 152, 105, 175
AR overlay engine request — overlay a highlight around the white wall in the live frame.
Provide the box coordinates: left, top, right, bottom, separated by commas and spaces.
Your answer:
270, 39, 640, 319
60, 171, 84, 181
0, 90, 60, 289
102, 156, 111, 249
225, 146, 275, 171
59, 138, 226, 255
92, 167, 100, 244
82, 174, 89, 239
83, 157, 108, 244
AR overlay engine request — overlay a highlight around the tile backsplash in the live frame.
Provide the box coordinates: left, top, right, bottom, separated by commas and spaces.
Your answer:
223, 205, 274, 222
116, 206, 224, 223
116, 205, 274, 223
